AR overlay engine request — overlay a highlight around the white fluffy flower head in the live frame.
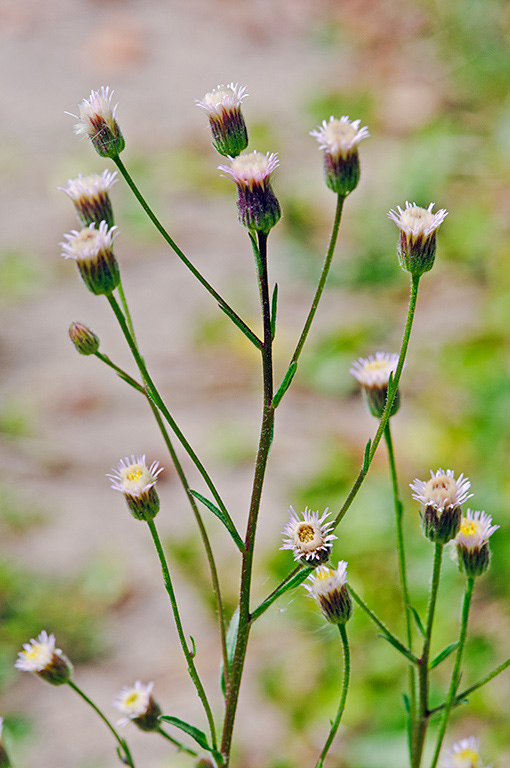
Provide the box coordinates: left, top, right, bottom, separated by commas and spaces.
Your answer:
350, 352, 399, 388
388, 202, 448, 238
310, 115, 369, 157
442, 736, 489, 768
15, 630, 56, 672
196, 82, 248, 115
410, 469, 472, 512
281, 506, 337, 562
71, 86, 119, 139
219, 151, 279, 190
61, 221, 118, 262
455, 509, 499, 551
108, 455, 163, 497
114, 681, 154, 727
59, 170, 118, 202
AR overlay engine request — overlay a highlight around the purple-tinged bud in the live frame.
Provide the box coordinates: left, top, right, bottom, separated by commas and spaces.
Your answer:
68, 86, 125, 158
388, 202, 448, 277
196, 82, 249, 157
305, 561, 353, 625
61, 221, 120, 295
219, 151, 281, 234
410, 469, 471, 545
68, 322, 100, 355
59, 170, 117, 228
310, 116, 369, 196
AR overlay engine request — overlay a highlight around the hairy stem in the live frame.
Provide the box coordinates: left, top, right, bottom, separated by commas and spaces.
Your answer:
315, 623, 350, 768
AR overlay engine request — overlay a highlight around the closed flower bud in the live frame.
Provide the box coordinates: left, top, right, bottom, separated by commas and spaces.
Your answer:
455, 509, 499, 578
310, 115, 369, 196
410, 469, 471, 544
388, 201, 448, 277
350, 352, 400, 418
15, 631, 73, 686
305, 561, 353, 624
219, 151, 281, 234
59, 170, 117, 228
108, 454, 163, 520
61, 221, 120, 295
195, 756, 219, 768
69, 87, 125, 158
114, 681, 161, 731
196, 82, 249, 157
68, 322, 100, 355
280, 506, 337, 564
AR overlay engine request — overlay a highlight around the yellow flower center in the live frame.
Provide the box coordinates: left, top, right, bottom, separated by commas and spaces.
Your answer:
423, 474, 457, 507
125, 692, 140, 706
316, 568, 334, 580
126, 468, 143, 482
460, 519, 478, 537
297, 523, 316, 543
457, 747, 479, 766
366, 360, 388, 372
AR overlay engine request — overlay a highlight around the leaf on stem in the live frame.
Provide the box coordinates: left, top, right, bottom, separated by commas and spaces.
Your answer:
273, 362, 297, 408
189, 490, 245, 552
189, 635, 196, 659
409, 605, 426, 638
218, 304, 261, 348
270, 283, 278, 340
362, 439, 372, 472
429, 642, 459, 670
220, 608, 239, 696
159, 716, 210, 751
377, 633, 417, 665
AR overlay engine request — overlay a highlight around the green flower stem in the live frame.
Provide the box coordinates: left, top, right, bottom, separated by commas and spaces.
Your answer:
67, 680, 135, 767
289, 193, 345, 367
156, 726, 199, 755
113, 157, 261, 349
333, 275, 420, 529
429, 577, 475, 768
349, 584, 418, 665
145, 517, 217, 749
315, 623, 350, 768
147, 398, 229, 688
412, 543, 444, 768
428, 656, 510, 715
94, 352, 145, 393
116, 278, 136, 342
106, 292, 242, 552
384, 422, 416, 754
220, 232, 275, 764
251, 565, 312, 622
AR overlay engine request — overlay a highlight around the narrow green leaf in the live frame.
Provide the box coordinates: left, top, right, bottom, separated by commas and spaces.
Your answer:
221, 608, 240, 696
273, 361, 297, 408
377, 633, 417, 665
218, 304, 261, 348
189, 490, 245, 552
402, 693, 410, 714
430, 642, 459, 670
189, 635, 196, 659
362, 439, 372, 472
270, 283, 278, 340
410, 606, 425, 638
159, 716, 210, 751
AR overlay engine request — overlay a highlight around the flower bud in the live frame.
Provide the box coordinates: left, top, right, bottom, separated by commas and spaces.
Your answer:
388, 202, 448, 277
108, 454, 163, 520
114, 681, 162, 731
61, 221, 120, 295
305, 561, 353, 625
455, 509, 499, 578
59, 170, 117, 228
196, 82, 249, 157
68, 322, 100, 355
410, 469, 471, 544
310, 116, 369, 196
15, 631, 73, 685
69, 87, 125, 158
219, 151, 281, 234
350, 352, 400, 418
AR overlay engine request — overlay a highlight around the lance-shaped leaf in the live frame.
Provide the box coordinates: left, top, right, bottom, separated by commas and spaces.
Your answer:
270, 283, 278, 340
220, 608, 239, 696
190, 490, 245, 552
273, 362, 297, 408
429, 642, 459, 670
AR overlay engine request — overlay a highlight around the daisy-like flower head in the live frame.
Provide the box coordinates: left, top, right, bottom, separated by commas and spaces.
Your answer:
219, 151, 281, 233
442, 736, 489, 768
114, 681, 161, 731
350, 352, 400, 418
196, 83, 249, 158
388, 201, 448, 277
0, 716, 11, 768
411, 468, 471, 545
15, 631, 73, 686
108, 455, 164, 521
310, 115, 369, 196
69, 86, 125, 158
455, 509, 499, 578
281, 506, 337, 564
305, 560, 353, 624
61, 221, 120, 295
59, 170, 117, 228
68, 321, 100, 356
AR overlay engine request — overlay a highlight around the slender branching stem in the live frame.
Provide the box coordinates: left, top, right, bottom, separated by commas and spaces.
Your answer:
113, 157, 261, 348
429, 577, 475, 768
67, 680, 135, 767
289, 194, 345, 366
251, 565, 311, 622
220, 231, 275, 763
384, 422, 416, 755
145, 517, 217, 748
116, 278, 136, 342
428, 656, 510, 716
106, 292, 241, 550
315, 623, 350, 768
412, 542, 444, 768
156, 726, 199, 755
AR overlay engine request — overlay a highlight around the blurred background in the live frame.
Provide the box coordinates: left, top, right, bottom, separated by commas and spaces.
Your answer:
0, 0, 509, 766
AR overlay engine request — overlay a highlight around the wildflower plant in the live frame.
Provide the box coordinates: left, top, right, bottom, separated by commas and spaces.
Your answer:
10, 83, 509, 768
